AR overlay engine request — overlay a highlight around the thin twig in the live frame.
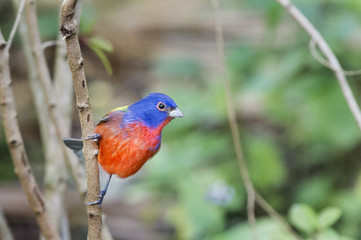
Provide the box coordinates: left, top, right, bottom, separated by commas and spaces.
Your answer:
0, 206, 14, 240
42, 40, 60, 50
210, 0, 258, 239
24, 0, 106, 236
255, 193, 303, 240
277, 0, 361, 132
309, 39, 361, 77
211, 2, 304, 240
60, 0, 103, 239
0, 16, 60, 240
24, 0, 87, 199
4, 0, 25, 52
10, 0, 69, 237
47, 7, 76, 240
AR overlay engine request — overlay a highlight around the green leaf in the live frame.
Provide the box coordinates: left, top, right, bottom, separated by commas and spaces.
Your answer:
87, 36, 114, 74
212, 217, 298, 240
318, 207, 342, 230
289, 203, 318, 234
79, 5, 98, 34
79, 18, 95, 35
88, 36, 114, 52
92, 47, 113, 74
247, 136, 286, 190
265, 2, 283, 28
167, 178, 224, 239
294, 175, 332, 209
317, 228, 340, 240
340, 237, 355, 240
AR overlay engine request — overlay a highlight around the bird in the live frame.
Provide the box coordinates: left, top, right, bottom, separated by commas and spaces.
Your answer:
63, 93, 183, 206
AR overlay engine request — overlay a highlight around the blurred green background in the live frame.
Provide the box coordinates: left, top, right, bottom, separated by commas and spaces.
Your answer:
1, 0, 361, 239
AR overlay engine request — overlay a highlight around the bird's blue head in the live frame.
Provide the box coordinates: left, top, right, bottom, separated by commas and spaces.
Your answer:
128, 93, 183, 128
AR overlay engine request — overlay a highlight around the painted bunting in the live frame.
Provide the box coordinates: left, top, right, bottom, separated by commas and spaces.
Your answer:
63, 93, 183, 206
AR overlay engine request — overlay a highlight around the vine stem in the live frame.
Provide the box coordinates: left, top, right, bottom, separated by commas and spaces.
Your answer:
211, 1, 304, 239
211, 0, 258, 239
277, 0, 361, 132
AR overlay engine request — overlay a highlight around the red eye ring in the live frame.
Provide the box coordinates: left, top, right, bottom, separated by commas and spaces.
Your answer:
157, 102, 166, 111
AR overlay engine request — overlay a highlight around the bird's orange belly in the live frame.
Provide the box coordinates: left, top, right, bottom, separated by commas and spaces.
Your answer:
96, 126, 161, 178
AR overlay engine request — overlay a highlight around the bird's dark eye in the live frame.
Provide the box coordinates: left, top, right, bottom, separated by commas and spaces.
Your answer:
157, 102, 166, 111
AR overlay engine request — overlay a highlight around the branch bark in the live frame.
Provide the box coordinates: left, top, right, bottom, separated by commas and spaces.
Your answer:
308, 39, 361, 77
277, 0, 361, 132
24, 0, 87, 199
0, 4, 60, 239
60, 0, 102, 239
50, 18, 74, 240
11, 0, 70, 238
210, 0, 258, 239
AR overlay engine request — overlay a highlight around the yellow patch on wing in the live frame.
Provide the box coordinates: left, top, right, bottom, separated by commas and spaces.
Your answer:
111, 105, 129, 112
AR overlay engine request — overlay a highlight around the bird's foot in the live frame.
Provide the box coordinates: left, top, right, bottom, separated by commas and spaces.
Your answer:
83, 133, 101, 142
85, 189, 106, 207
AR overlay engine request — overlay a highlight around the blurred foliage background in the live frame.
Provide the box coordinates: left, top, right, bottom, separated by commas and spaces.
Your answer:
1, 0, 361, 239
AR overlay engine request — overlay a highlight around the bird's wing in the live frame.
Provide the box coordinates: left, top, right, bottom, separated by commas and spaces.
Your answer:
65, 105, 129, 159
111, 105, 129, 112
97, 105, 129, 126
97, 114, 111, 125
63, 137, 84, 161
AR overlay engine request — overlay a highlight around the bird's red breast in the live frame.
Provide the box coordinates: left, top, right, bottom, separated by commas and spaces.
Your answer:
94, 112, 172, 178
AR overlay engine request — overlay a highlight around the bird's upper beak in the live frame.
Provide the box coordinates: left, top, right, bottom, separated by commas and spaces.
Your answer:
169, 107, 184, 118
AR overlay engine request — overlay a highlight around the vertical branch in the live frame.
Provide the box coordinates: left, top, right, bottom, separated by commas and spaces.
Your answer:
50, 17, 74, 240
276, 0, 361, 131
210, 0, 258, 239
50, 2, 85, 239
0, 7, 60, 240
11, 0, 70, 237
0, 206, 14, 240
54, 38, 73, 133
60, 0, 102, 239
21, 1, 112, 238
24, 0, 87, 199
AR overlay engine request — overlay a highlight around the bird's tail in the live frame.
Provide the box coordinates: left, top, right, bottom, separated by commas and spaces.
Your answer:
63, 138, 84, 161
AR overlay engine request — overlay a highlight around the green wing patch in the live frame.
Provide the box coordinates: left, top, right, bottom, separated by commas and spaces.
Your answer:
111, 105, 129, 112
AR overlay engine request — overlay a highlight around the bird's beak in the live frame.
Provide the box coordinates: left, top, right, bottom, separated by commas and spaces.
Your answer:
169, 107, 184, 118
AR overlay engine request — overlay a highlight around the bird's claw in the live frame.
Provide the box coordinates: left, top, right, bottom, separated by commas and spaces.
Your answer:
83, 133, 101, 142
86, 190, 106, 207
85, 199, 103, 207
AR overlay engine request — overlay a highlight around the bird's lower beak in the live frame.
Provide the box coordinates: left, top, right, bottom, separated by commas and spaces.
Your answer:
169, 107, 184, 118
